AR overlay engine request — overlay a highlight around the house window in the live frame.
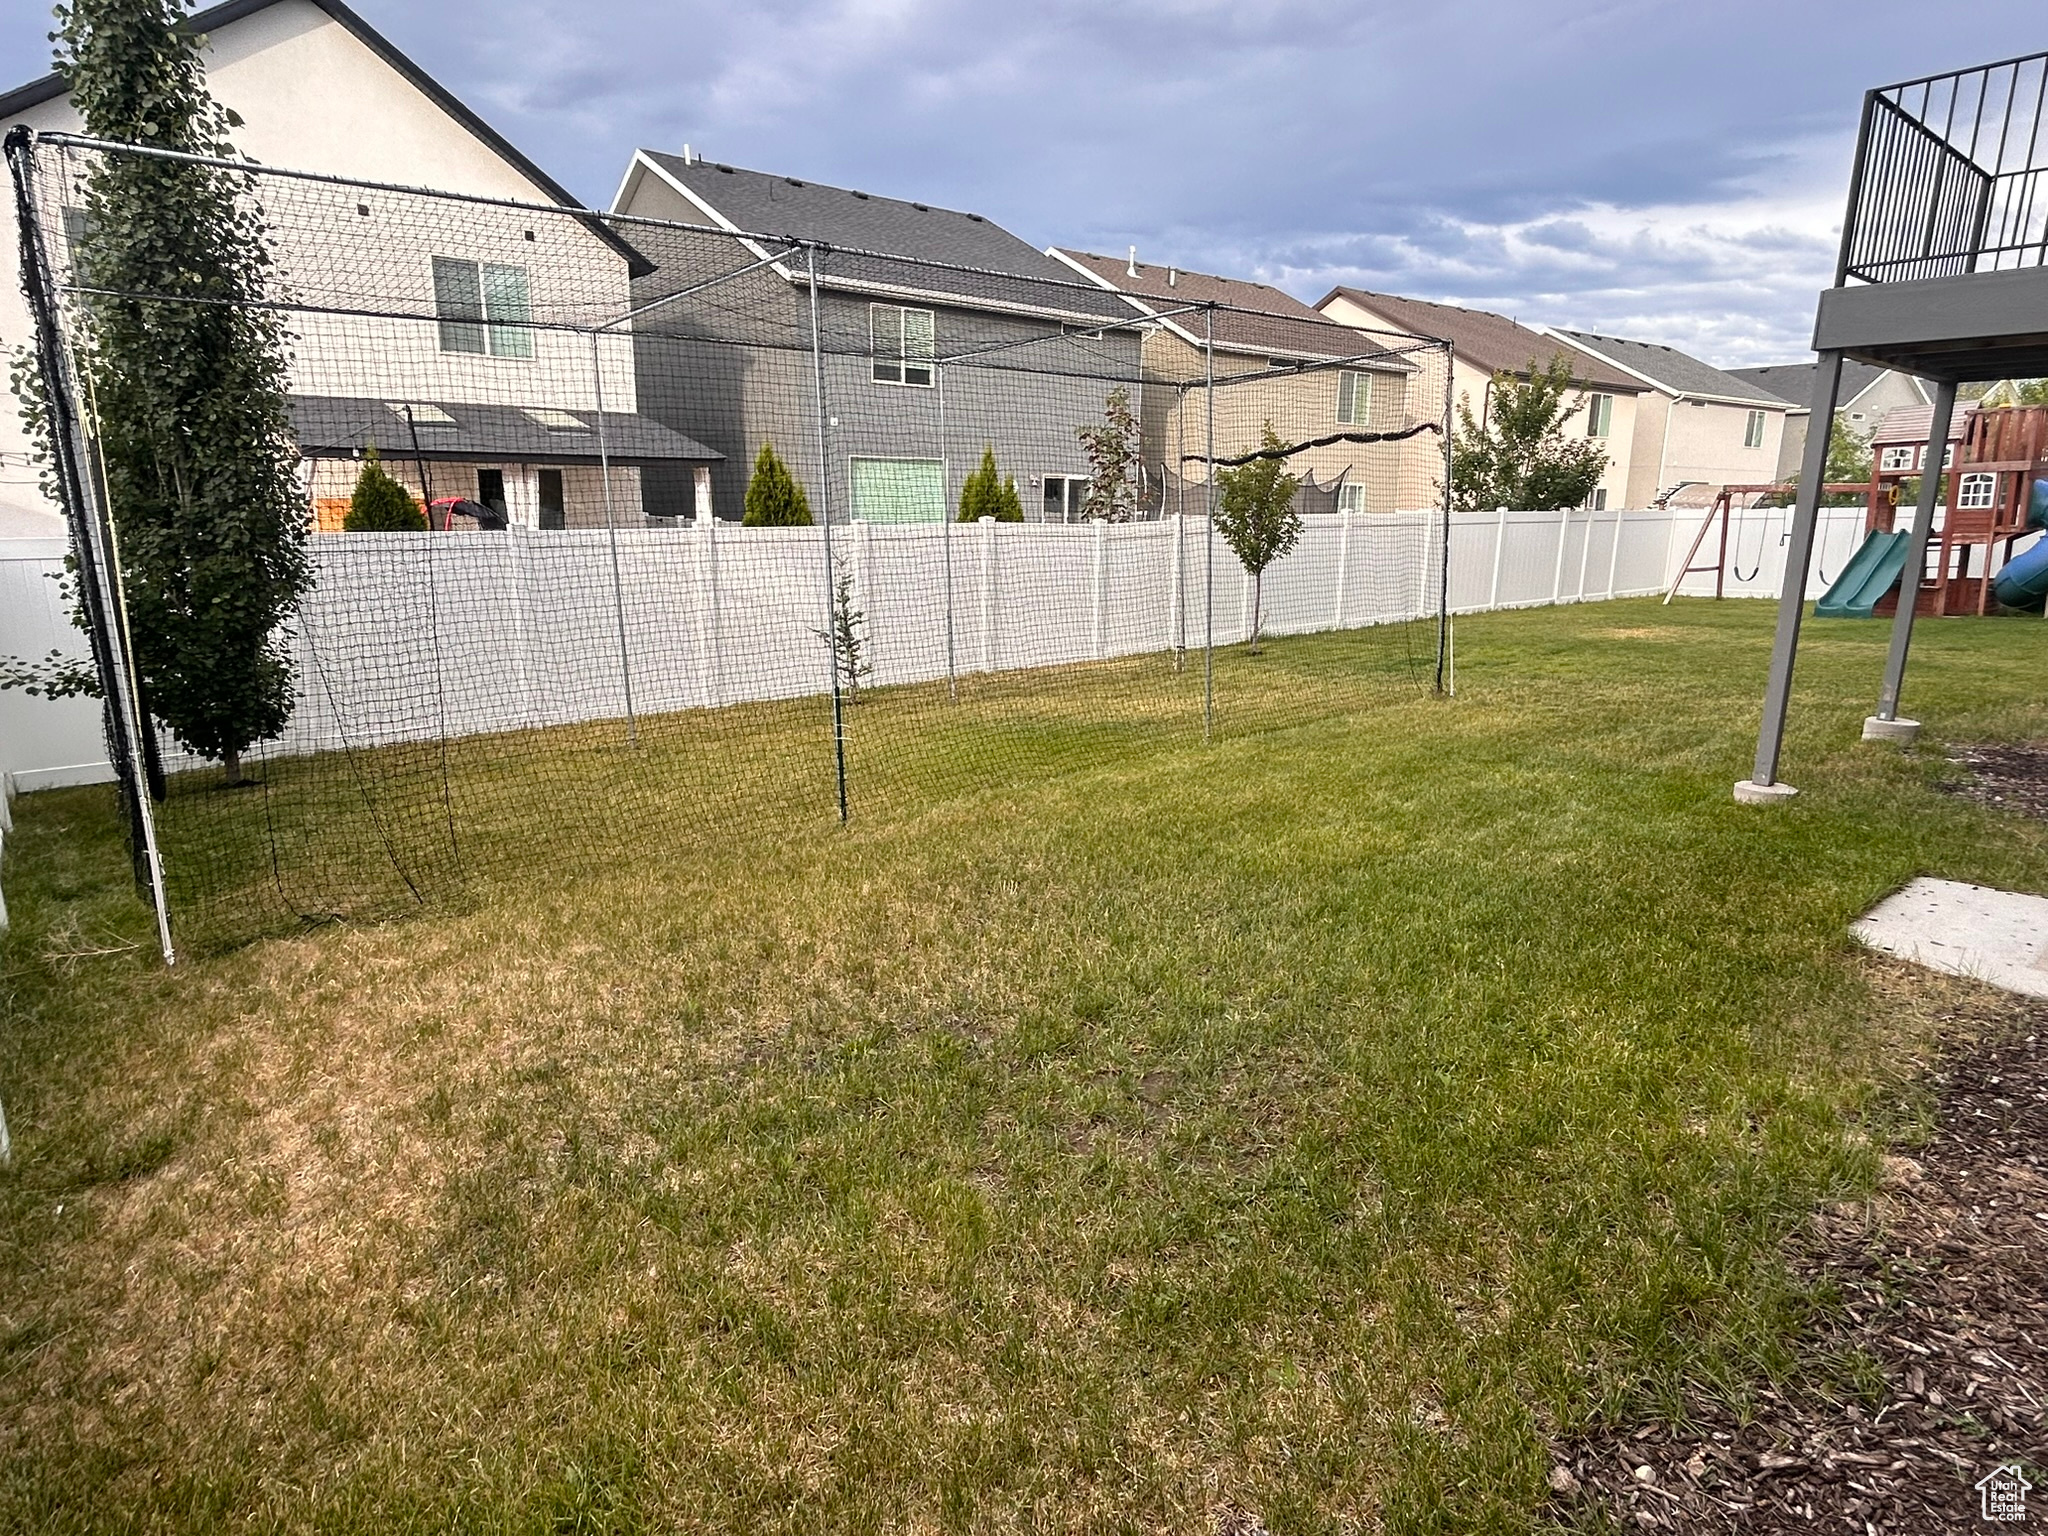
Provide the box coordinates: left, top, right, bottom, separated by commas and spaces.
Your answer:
1337, 483, 1369, 514
1743, 409, 1766, 448
477, 468, 507, 516
870, 304, 935, 387
433, 256, 532, 358
1957, 472, 1997, 510
849, 457, 944, 522
1043, 475, 1089, 522
1878, 445, 1915, 472
537, 468, 565, 530
1585, 393, 1614, 438
1584, 487, 1609, 511
1336, 370, 1373, 426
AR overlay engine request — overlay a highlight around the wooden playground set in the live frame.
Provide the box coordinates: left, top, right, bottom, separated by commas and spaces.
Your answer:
1666, 403, 2048, 617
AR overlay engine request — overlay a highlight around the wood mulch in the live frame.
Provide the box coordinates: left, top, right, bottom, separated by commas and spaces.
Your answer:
1548, 1008, 2047, 1532
1939, 742, 2048, 822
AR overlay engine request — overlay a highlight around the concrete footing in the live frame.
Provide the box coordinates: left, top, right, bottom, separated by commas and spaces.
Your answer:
1733, 779, 1799, 806
1862, 715, 1921, 744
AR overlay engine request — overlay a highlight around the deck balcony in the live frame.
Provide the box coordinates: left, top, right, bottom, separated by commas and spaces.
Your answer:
1815, 51, 2048, 381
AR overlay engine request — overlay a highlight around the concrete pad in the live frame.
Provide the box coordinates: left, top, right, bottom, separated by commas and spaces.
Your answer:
1862, 715, 1922, 744
1734, 779, 1799, 805
1853, 877, 2048, 999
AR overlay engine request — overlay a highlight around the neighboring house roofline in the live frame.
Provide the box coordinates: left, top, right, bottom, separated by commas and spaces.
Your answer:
1539, 327, 1790, 409
1050, 248, 1421, 366
1317, 284, 1644, 392
0, 0, 652, 277
627, 155, 1140, 328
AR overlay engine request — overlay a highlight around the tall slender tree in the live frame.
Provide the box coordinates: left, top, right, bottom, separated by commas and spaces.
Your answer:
55, 0, 310, 785
1077, 385, 1140, 522
1213, 423, 1302, 654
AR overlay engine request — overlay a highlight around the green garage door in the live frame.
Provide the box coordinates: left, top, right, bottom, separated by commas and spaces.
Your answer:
850, 458, 945, 523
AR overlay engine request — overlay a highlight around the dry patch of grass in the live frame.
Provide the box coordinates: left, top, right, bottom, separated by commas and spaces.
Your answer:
7, 600, 2048, 1533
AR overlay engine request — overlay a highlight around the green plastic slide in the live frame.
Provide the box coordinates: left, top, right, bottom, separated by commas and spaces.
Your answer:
1815, 529, 1910, 619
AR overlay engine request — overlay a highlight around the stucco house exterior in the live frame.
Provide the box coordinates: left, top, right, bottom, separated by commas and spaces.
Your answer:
0, 0, 716, 533
1546, 329, 1789, 508
1727, 361, 1932, 482
1047, 251, 1429, 512
610, 151, 1140, 523
1317, 288, 1645, 509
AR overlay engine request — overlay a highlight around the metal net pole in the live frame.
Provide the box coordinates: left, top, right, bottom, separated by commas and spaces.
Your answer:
1436, 340, 1455, 694
807, 245, 850, 822
590, 329, 638, 746
5, 127, 176, 961
1203, 304, 1216, 743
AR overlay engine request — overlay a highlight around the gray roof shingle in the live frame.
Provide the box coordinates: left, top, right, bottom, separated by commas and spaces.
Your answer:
1317, 288, 1642, 392
291, 397, 721, 466
635, 153, 1130, 322
1726, 360, 1897, 410
1554, 330, 1789, 405
1051, 250, 1418, 368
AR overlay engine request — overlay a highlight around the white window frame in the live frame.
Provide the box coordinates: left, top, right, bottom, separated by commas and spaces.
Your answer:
1336, 370, 1373, 426
1043, 474, 1089, 522
1337, 483, 1369, 514
1957, 472, 1997, 510
434, 256, 532, 359
1743, 409, 1766, 449
1584, 487, 1609, 511
1878, 444, 1915, 472
1585, 393, 1614, 439
870, 303, 935, 387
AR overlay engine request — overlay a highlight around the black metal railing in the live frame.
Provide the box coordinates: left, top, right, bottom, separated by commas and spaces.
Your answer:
1843, 50, 2048, 284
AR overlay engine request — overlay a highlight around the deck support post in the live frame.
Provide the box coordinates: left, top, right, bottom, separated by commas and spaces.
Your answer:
1738, 351, 1846, 803
1866, 378, 1958, 744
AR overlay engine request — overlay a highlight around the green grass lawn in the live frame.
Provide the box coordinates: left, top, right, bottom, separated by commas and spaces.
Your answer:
4, 598, 2047, 1534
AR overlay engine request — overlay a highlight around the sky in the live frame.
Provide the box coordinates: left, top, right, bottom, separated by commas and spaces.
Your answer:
5, 0, 2045, 368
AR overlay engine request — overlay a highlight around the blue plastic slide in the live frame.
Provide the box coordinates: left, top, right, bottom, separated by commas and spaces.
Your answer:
1991, 477, 2048, 612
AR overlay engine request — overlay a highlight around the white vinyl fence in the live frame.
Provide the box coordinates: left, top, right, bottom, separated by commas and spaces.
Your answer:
0, 503, 1871, 790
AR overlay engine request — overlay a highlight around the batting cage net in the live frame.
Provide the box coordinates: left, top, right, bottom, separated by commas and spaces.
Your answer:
8, 131, 1453, 953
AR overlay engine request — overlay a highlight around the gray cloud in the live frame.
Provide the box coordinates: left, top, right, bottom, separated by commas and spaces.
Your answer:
4, 1, 2042, 364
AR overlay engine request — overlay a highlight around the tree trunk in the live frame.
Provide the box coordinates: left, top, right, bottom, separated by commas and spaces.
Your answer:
1250, 574, 1263, 655
222, 748, 245, 786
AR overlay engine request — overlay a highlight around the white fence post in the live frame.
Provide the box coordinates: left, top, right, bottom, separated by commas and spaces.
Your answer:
978, 514, 996, 672
1334, 509, 1353, 629
1551, 506, 1571, 605
1604, 508, 1623, 599
1575, 504, 1596, 602
696, 512, 721, 707
1167, 513, 1184, 655
1488, 505, 1507, 609
1090, 517, 1107, 661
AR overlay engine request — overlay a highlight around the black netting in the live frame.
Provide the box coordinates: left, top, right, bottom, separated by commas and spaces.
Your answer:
12, 133, 1452, 951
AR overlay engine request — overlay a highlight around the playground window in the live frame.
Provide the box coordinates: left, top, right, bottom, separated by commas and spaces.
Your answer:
1585, 393, 1613, 439
1879, 445, 1915, 472
1743, 409, 1766, 448
1957, 472, 1997, 510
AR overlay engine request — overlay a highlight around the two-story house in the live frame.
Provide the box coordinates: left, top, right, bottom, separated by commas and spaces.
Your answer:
1726, 360, 1932, 482
1046, 251, 1429, 513
0, 0, 718, 533
1546, 330, 1790, 507
611, 151, 1141, 522
1317, 287, 1645, 509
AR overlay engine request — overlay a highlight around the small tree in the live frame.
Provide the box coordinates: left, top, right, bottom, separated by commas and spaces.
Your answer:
55, 0, 313, 786
957, 443, 1023, 522
342, 446, 426, 531
1449, 355, 1608, 512
743, 440, 813, 526
1077, 385, 1139, 522
1213, 423, 1302, 654
816, 556, 873, 703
